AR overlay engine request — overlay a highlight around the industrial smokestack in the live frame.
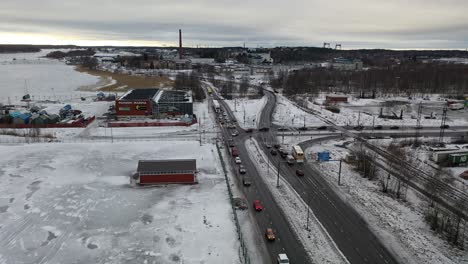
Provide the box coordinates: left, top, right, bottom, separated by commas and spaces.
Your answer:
179, 29, 183, 59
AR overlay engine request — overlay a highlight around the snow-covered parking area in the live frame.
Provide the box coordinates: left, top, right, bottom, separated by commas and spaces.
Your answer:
0, 141, 239, 264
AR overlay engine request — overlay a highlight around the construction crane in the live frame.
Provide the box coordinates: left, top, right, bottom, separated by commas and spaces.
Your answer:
335, 44, 342, 50
323, 42, 331, 49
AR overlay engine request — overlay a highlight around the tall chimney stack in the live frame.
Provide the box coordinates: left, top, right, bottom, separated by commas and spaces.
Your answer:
179, 29, 183, 59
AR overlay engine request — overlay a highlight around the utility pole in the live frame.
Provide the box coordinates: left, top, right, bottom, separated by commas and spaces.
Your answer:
303, 116, 306, 129
306, 192, 310, 231
338, 159, 342, 185
357, 111, 361, 127
277, 161, 281, 187
372, 115, 375, 136
243, 106, 246, 127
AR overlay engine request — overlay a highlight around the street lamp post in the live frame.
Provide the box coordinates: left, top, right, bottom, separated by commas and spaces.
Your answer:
338, 159, 342, 185
306, 192, 311, 231
277, 160, 281, 187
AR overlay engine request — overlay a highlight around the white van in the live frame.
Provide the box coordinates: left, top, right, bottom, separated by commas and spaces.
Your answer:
277, 253, 290, 263
286, 155, 295, 165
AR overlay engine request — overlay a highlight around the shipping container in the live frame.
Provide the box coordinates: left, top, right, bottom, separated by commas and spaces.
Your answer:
432, 149, 468, 163
449, 153, 468, 166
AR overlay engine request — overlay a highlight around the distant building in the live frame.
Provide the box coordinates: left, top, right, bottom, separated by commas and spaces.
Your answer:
132, 159, 197, 185
331, 58, 363, 71
189, 58, 215, 65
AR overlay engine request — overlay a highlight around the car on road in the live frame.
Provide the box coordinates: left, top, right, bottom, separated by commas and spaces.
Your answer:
389, 125, 400, 130
270, 149, 278, 156
298, 127, 308, 131
228, 124, 236, 129
296, 169, 304, 176
280, 151, 288, 158
259, 127, 270, 132
228, 138, 235, 147
277, 254, 290, 264
278, 127, 289, 131
265, 143, 272, 149
239, 165, 246, 174
353, 125, 364, 131
440, 124, 450, 129
374, 125, 383, 130
245, 128, 253, 133
265, 228, 276, 241
274, 144, 281, 149
231, 147, 239, 157
253, 200, 263, 211
286, 155, 295, 165
235, 157, 242, 164
242, 176, 252, 186
231, 131, 239, 137
223, 112, 227, 116
316, 126, 327, 130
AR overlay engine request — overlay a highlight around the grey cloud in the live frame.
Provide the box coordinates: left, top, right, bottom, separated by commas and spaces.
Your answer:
1, 0, 468, 48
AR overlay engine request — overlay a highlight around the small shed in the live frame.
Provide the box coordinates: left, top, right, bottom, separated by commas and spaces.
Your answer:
133, 159, 197, 185
326, 95, 348, 104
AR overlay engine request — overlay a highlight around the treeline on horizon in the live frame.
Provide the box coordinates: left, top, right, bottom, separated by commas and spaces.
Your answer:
272, 61, 468, 97
2, 44, 468, 62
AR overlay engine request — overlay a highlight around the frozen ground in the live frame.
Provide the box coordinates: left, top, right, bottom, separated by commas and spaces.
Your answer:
306, 95, 468, 127
274, 95, 326, 128
0, 50, 102, 101
0, 141, 240, 264
245, 138, 348, 264
304, 139, 468, 264
224, 96, 267, 129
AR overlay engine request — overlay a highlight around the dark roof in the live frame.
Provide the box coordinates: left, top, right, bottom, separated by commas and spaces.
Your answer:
157, 90, 191, 103
121, 89, 159, 100
137, 159, 196, 173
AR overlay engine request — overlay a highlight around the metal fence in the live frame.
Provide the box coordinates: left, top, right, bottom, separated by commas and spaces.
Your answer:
215, 142, 251, 264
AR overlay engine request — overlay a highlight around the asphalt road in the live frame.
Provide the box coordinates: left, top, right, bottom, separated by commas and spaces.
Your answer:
215, 94, 311, 264
256, 91, 400, 264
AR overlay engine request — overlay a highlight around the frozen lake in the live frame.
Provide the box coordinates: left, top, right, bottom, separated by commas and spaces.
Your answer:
0, 141, 240, 264
0, 50, 100, 103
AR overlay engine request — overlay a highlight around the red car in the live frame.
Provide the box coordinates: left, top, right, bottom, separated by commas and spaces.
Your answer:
296, 169, 304, 176
253, 200, 263, 211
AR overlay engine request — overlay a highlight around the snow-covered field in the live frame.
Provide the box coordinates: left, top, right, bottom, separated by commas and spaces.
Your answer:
306, 95, 468, 127
304, 139, 468, 264
274, 95, 326, 128
0, 141, 240, 264
0, 50, 102, 102
224, 96, 267, 129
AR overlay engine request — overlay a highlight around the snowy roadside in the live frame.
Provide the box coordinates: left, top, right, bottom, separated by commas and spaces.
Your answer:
274, 95, 326, 128
245, 138, 349, 264
224, 96, 267, 129
304, 139, 468, 264
218, 142, 270, 264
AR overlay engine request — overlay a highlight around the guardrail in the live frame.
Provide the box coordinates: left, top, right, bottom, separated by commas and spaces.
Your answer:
215, 141, 251, 264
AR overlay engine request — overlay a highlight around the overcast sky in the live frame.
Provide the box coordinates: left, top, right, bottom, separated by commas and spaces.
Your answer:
1, 0, 468, 49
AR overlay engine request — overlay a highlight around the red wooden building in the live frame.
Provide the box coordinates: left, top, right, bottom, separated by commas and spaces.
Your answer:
132, 159, 197, 185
